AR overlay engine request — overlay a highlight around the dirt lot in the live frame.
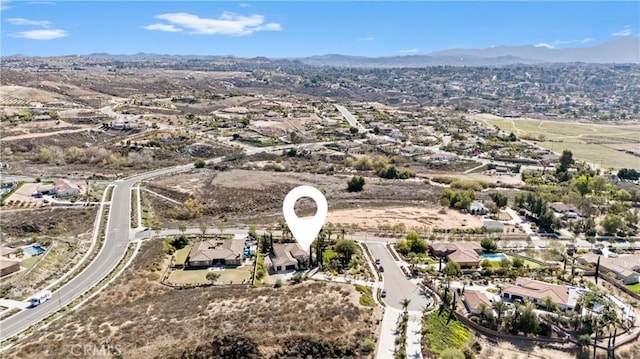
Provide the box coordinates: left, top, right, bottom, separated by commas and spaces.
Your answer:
145, 168, 443, 228
325, 206, 482, 231
0, 207, 98, 239
4, 239, 381, 359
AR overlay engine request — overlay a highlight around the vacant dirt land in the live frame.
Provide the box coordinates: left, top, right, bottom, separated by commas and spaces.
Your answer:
325, 206, 482, 231
145, 168, 442, 227
4, 239, 381, 359
0, 207, 98, 239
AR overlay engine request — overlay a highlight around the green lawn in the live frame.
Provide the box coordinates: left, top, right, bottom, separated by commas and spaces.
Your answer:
520, 259, 542, 269
21, 256, 40, 268
626, 283, 640, 294
174, 245, 192, 266
423, 310, 470, 356
167, 265, 252, 285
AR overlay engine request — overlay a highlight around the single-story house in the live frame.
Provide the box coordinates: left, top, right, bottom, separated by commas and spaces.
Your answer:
550, 202, 582, 217
429, 153, 458, 163
463, 290, 494, 315
501, 277, 579, 310
35, 184, 55, 196
53, 179, 82, 197
578, 253, 640, 285
429, 242, 482, 267
482, 220, 505, 233
265, 243, 308, 273
468, 201, 488, 215
0, 259, 21, 277
186, 239, 246, 268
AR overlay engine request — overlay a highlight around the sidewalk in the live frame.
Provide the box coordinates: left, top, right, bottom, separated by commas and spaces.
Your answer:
406, 311, 423, 359
376, 307, 401, 359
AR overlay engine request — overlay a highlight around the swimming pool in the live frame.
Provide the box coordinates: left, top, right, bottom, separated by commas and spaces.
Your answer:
24, 244, 46, 256
480, 253, 509, 261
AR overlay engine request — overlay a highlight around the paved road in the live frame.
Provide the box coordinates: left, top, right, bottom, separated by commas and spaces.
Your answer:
335, 104, 366, 132
0, 144, 300, 342
368, 243, 428, 311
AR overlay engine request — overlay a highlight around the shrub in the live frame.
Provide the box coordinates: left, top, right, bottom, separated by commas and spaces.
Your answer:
347, 176, 366, 192
274, 279, 283, 288
194, 158, 206, 168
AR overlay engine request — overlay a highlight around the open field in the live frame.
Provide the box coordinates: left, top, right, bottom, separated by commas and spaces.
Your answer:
3, 239, 381, 359
476, 115, 640, 169
145, 168, 442, 228
326, 206, 483, 231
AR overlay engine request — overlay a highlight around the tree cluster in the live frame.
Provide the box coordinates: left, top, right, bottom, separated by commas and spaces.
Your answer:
441, 189, 475, 210
396, 231, 428, 256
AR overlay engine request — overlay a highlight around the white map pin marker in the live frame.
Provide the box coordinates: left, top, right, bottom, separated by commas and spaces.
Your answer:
283, 185, 328, 252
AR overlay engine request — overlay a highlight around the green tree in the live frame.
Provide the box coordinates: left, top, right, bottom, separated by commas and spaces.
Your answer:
334, 239, 358, 267
444, 261, 461, 277
405, 231, 428, 254
206, 271, 220, 284
513, 258, 525, 270
492, 300, 508, 320
558, 150, 574, 172
601, 214, 625, 235
542, 296, 557, 312
347, 175, 366, 192
489, 192, 508, 208
480, 238, 498, 253
349, 126, 359, 135
396, 239, 411, 255
513, 302, 539, 335
573, 174, 591, 196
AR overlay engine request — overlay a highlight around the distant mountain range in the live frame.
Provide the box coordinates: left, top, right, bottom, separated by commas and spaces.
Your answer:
9, 37, 639, 68
300, 37, 640, 67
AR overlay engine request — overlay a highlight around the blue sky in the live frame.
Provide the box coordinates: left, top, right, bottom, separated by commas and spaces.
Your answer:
1, 1, 638, 57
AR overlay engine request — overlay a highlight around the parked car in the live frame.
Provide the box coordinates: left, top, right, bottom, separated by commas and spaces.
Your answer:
375, 258, 381, 265
379, 265, 384, 272
381, 289, 387, 298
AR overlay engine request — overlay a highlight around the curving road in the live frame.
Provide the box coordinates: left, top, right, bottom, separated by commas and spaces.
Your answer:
0, 144, 298, 343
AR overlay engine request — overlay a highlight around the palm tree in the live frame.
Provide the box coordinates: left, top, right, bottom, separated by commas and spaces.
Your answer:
478, 303, 489, 319
492, 300, 508, 321
401, 298, 411, 312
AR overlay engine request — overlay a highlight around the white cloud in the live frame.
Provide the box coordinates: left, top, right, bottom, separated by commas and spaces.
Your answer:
613, 25, 633, 37
534, 43, 554, 49
399, 48, 419, 53
147, 11, 281, 36
238, 3, 250, 7
578, 37, 594, 44
6, 17, 51, 27
143, 23, 182, 32
0, 0, 10, 11
358, 36, 374, 42
11, 28, 67, 40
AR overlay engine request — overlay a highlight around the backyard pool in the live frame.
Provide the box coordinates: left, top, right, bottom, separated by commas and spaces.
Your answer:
24, 244, 46, 256
480, 253, 509, 261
